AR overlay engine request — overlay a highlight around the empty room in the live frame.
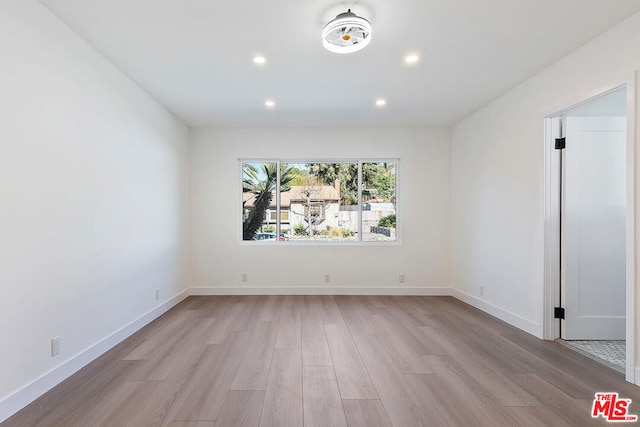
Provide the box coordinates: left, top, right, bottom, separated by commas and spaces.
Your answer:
3, 0, 640, 425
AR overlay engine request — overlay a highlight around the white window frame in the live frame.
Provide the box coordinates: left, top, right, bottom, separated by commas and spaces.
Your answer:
240, 159, 400, 245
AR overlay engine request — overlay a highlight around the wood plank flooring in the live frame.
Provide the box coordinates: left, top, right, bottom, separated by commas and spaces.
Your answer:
5, 295, 640, 426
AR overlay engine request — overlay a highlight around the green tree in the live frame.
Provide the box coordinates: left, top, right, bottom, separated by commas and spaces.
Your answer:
243, 163, 296, 240
287, 166, 308, 186
309, 162, 396, 204
308, 163, 358, 205
370, 163, 395, 202
291, 168, 323, 187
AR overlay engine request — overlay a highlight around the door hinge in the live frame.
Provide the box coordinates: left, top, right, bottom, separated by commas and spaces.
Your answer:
554, 307, 565, 319
555, 137, 566, 150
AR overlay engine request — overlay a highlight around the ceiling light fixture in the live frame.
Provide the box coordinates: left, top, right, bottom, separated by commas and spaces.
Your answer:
265, 100, 275, 108
253, 55, 266, 65
322, 9, 372, 54
375, 99, 386, 107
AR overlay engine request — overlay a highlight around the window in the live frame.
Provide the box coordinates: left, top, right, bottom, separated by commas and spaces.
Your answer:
241, 160, 397, 243
268, 210, 289, 222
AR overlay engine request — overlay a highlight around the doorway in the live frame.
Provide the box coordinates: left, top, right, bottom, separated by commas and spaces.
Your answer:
545, 85, 633, 377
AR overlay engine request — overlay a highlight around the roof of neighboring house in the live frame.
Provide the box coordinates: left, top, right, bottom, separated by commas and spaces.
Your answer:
243, 184, 340, 209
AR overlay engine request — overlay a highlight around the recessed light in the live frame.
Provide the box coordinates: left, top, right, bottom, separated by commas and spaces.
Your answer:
375, 99, 386, 107
253, 56, 266, 65
265, 100, 275, 108
405, 54, 419, 64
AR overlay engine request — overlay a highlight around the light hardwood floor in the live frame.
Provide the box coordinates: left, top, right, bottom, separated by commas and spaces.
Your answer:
5, 295, 640, 426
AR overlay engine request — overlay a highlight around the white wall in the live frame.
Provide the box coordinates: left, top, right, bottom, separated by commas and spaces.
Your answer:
451, 11, 640, 338
190, 127, 451, 293
0, 0, 189, 418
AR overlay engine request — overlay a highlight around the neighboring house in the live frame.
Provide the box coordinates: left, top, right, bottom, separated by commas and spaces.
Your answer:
244, 180, 397, 235
339, 200, 396, 234
243, 180, 341, 232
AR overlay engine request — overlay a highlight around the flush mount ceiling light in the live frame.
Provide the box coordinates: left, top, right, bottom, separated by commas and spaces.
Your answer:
322, 9, 372, 54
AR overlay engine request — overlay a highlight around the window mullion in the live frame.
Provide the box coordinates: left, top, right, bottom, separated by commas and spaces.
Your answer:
357, 161, 362, 242
276, 160, 281, 241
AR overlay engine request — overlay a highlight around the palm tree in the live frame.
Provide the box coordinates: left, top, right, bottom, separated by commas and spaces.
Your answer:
243, 163, 296, 240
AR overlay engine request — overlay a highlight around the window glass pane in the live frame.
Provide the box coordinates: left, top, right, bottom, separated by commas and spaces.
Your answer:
242, 162, 278, 241
362, 162, 397, 242
242, 160, 397, 243
283, 162, 358, 241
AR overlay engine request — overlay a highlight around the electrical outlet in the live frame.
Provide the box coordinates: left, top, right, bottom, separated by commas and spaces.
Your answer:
155, 289, 160, 301
399, 273, 406, 283
241, 273, 248, 283
51, 337, 60, 357
479, 285, 485, 296
324, 274, 331, 283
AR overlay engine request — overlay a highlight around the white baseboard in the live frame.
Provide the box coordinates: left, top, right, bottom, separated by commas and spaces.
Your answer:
189, 286, 452, 296
450, 289, 542, 338
0, 289, 189, 423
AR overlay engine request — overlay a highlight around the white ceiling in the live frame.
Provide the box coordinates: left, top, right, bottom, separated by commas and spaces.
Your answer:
38, 0, 640, 127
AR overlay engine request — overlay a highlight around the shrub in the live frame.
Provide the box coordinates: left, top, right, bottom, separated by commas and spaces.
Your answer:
294, 223, 307, 235
378, 214, 396, 228
263, 225, 275, 233
342, 229, 355, 237
330, 227, 342, 237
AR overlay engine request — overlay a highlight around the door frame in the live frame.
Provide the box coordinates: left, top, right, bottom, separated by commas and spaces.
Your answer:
543, 73, 637, 383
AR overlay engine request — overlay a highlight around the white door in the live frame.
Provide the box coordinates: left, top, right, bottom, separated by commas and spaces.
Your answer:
562, 116, 626, 340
